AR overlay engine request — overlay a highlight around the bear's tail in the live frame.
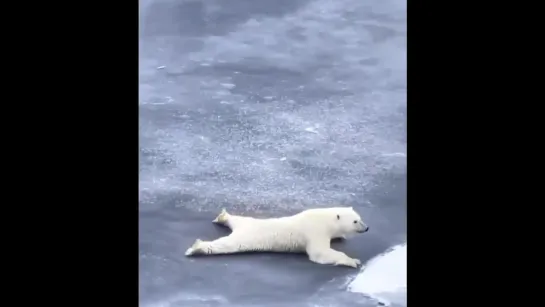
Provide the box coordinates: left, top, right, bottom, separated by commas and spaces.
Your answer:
212, 208, 229, 224
185, 239, 203, 256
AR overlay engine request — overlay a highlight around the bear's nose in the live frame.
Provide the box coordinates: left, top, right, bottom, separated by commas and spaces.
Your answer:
364, 226, 369, 232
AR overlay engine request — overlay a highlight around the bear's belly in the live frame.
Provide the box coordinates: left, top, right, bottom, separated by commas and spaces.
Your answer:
232, 229, 307, 253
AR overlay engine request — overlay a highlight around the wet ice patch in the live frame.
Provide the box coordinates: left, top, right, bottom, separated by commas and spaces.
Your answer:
141, 292, 229, 307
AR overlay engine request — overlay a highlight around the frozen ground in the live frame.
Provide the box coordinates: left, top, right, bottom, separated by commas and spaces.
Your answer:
139, 0, 406, 306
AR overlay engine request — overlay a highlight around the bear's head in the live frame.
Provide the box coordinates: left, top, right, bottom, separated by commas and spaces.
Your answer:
334, 207, 369, 237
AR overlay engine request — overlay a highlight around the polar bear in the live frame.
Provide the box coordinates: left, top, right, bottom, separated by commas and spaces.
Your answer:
184, 207, 369, 268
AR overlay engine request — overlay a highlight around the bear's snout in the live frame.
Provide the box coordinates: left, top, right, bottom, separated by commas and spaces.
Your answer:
357, 225, 369, 233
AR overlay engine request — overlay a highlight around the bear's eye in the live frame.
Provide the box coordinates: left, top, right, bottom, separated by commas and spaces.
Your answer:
353, 220, 358, 224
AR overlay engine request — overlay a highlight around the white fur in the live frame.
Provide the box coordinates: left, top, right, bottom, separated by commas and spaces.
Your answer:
185, 207, 369, 268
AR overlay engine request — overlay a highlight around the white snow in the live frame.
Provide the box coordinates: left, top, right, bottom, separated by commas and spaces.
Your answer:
348, 243, 407, 306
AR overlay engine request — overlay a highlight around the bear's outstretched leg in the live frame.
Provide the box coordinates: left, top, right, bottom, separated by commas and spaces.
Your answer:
185, 234, 247, 256
306, 242, 361, 268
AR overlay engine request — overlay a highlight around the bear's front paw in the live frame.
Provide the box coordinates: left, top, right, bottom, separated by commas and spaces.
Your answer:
337, 257, 361, 268
352, 258, 361, 266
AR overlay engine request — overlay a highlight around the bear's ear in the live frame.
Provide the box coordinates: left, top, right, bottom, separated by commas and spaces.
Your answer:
337, 214, 340, 220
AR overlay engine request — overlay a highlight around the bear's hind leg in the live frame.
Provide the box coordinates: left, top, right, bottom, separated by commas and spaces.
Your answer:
306, 243, 361, 268
185, 234, 245, 256
212, 208, 231, 228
